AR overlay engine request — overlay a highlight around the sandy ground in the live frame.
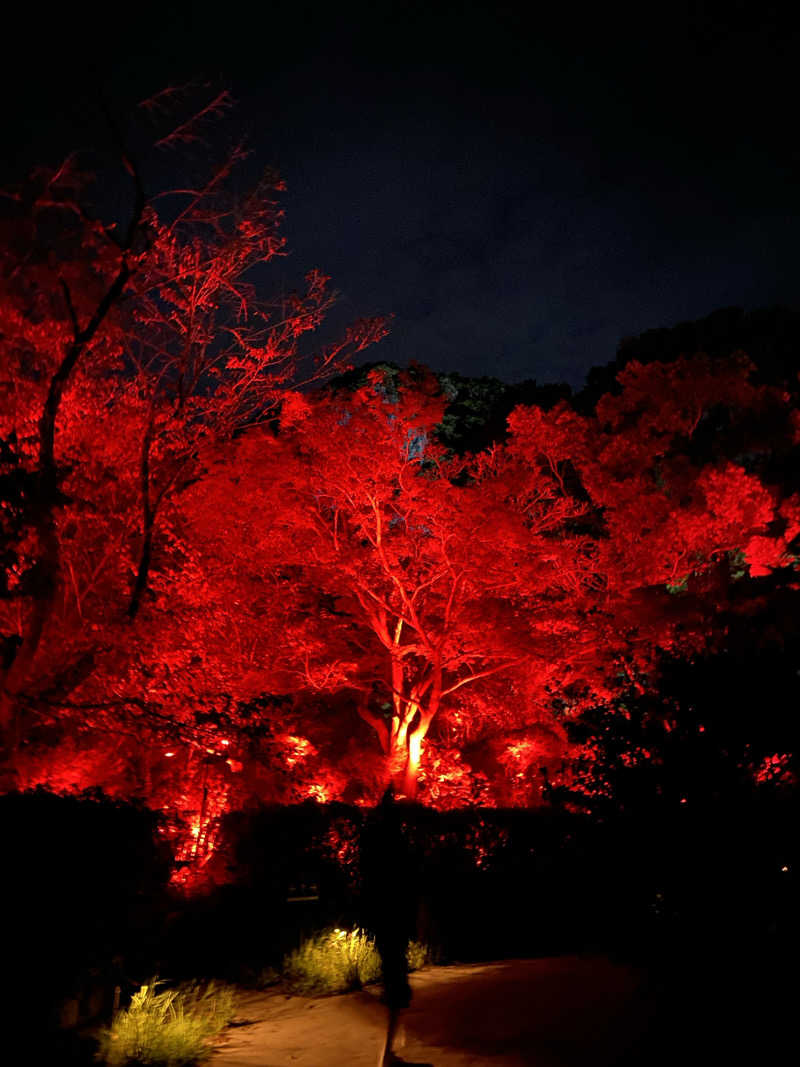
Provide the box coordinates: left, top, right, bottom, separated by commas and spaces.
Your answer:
209, 956, 658, 1067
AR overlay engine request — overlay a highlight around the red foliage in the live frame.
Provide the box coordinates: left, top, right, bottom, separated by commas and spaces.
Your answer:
2, 103, 798, 882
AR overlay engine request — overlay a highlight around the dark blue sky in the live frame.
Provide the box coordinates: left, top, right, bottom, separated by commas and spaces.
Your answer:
4, 1, 799, 386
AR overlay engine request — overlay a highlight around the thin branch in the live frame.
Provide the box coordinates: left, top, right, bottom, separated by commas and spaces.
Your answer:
440, 657, 526, 698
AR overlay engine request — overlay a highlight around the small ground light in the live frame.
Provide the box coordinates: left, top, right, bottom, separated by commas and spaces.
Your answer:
165, 751, 175, 757
781, 865, 789, 872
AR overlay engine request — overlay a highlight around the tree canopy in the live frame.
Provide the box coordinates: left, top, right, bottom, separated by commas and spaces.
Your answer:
2, 103, 798, 882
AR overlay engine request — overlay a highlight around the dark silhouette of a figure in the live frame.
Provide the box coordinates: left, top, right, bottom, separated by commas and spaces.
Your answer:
361, 784, 417, 1066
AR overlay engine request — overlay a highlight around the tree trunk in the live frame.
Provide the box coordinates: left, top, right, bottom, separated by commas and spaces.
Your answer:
358, 692, 435, 801
128, 413, 156, 619
1, 241, 138, 760
388, 717, 429, 800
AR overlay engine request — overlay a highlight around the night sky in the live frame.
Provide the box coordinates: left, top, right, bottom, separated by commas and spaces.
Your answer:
4, 1, 799, 387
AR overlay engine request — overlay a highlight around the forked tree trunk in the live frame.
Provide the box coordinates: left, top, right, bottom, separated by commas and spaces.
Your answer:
356, 691, 436, 801
386, 715, 430, 800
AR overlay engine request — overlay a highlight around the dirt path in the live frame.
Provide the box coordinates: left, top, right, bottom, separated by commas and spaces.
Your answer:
210, 956, 657, 1067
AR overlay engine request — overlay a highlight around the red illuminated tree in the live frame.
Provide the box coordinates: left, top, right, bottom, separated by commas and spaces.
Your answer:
526, 353, 800, 808
0, 90, 386, 786
186, 354, 799, 802
180, 370, 607, 799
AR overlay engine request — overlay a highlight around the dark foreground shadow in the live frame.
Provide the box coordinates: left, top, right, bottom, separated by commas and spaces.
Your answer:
402, 957, 654, 1066
400, 951, 793, 1067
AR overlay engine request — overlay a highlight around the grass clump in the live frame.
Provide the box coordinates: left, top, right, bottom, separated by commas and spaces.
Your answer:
282, 927, 429, 995
97, 979, 236, 1066
405, 938, 430, 972
283, 927, 381, 994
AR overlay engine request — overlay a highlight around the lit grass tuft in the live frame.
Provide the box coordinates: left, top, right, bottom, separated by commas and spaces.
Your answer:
282, 927, 429, 996
405, 938, 429, 972
97, 979, 236, 1066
